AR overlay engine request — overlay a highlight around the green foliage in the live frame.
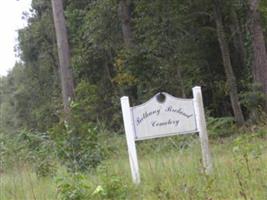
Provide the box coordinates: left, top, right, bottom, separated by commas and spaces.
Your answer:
240, 83, 266, 123
1, 129, 267, 199
50, 121, 105, 172
55, 164, 129, 200
231, 134, 266, 199
207, 116, 236, 138
137, 135, 198, 157
72, 80, 100, 122
3, 0, 267, 134
18, 131, 57, 177
92, 173, 129, 200
0, 131, 57, 176
254, 128, 267, 138
0, 0, 61, 132
2, 0, 267, 198
233, 134, 264, 163
240, 84, 265, 109
56, 172, 91, 200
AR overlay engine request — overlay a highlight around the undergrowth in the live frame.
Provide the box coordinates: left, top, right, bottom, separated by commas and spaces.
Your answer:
0, 123, 267, 200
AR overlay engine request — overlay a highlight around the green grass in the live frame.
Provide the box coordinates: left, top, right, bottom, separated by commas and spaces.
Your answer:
1, 134, 267, 199
0, 165, 57, 200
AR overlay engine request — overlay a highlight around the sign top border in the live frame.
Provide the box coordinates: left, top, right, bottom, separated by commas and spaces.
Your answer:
131, 92, 194, 109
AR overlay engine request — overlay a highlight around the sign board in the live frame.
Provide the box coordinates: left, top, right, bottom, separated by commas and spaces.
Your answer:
120, 86, 212, 184
132, 93, 197, 140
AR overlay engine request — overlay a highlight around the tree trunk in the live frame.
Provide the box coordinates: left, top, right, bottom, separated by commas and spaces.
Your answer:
213, 0, 245, 125
51, 0, 75, 115
248, 0, 267, 103
118, 0, 138, 99
118, 0, 133, 48
230, 7, 246, 71
176, 66, 186, 98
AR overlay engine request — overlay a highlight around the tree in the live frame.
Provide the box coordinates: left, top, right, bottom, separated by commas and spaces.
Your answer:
213, 0, 245, 124
118, 0, 133, 48
248, 0, 267, 107
7, 0, 267, 134
51, 0, 75, 115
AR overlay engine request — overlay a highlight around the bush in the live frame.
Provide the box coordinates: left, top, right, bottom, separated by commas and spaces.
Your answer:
56, 172, 91, 200
56, 168, 129, 200
240, 83, 266, 123
50, 121, 106, 172
92, 165, 129, 200
0, 131, 57, 176
207, 117, 236, 138
18, 131, 58, 176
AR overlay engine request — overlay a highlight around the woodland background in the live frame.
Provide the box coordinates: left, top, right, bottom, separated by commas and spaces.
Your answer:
1, 1, 267, 199
1, 0, 267, 132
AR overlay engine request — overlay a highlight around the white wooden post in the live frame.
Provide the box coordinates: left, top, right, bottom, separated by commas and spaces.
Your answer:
120, 96, 140, 184
192, 86, 213, 174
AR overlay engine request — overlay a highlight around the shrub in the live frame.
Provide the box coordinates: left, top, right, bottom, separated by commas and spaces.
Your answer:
56, 172, 91, 200
17, 131, 57, 176
0, 131, 57, 176
240, 83, 266, 123
93, 165, 129, 200
50, 121, 106, 172
207, 116, 236, 138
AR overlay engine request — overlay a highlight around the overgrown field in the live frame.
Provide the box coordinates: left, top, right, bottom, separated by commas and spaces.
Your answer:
0, 127, 267, 200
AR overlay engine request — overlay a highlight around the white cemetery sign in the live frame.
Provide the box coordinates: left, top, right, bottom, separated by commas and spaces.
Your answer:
120, 86, 212, 184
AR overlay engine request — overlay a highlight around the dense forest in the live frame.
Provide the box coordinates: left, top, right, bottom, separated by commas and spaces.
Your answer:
0, 0, 267, 157
1, 0, 267, 199
2, 0, 267, 133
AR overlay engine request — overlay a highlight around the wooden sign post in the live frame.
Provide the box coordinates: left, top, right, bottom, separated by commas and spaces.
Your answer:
120, 86, 212, 184
192, 86, 212, 174
120, 96, 140, 184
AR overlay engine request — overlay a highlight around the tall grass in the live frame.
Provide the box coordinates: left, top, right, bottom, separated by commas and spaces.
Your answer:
0, 132, 267, 199
99, 134, 267, 199
0, 165, 56, 200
